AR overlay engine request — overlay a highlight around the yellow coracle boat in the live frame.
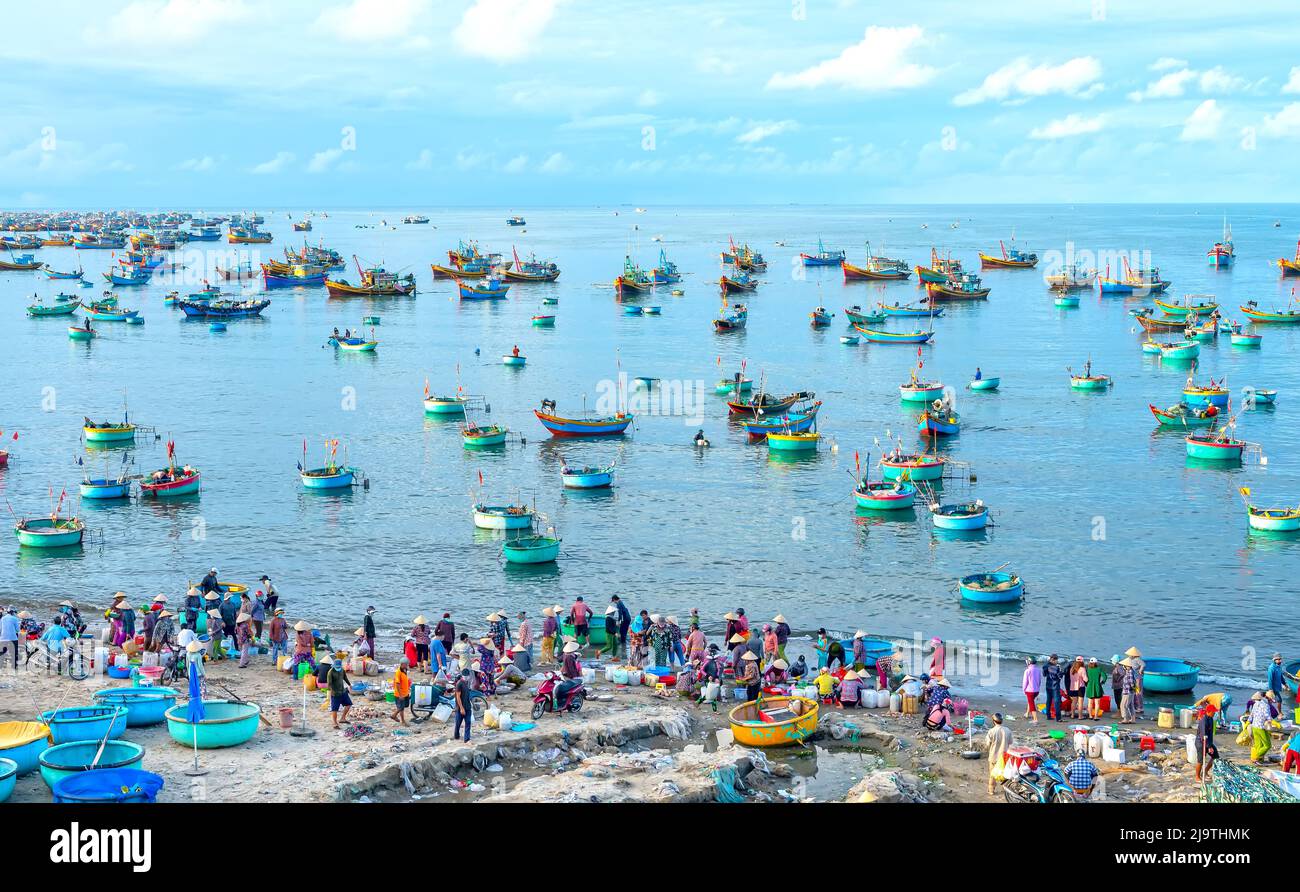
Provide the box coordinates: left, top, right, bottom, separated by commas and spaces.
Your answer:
728, 695, 819, 747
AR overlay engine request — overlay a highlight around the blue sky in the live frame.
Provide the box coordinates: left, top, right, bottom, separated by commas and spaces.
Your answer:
2, 0, 1299, 207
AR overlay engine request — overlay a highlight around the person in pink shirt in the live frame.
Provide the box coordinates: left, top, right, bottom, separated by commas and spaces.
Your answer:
685, 625, 708, 664
762, 624, 778, 661
929, 636, 945, 678
734, 608, 750, 635
1022, 656, 1043, 724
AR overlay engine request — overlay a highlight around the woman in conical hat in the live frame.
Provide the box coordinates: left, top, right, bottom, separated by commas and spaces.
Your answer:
291, 619, 317, 674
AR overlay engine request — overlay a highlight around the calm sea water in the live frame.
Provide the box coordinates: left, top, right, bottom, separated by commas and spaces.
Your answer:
4, 205, 1298, 688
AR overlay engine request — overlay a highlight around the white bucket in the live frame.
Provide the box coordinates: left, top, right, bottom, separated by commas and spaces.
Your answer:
612, 667, 629, 685
861, 689, 878, 708
94, 646, 108, 669
604, 666, 617, 682
889, 693, 902, 712
498, 711, 513, 731
581, 667, 596, 684
432, 703, 452, 723
626, 669, 643, 686
1179, 708, 1195, 729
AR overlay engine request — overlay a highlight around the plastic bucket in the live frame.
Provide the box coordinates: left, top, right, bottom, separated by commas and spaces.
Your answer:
278, 708, 295, 729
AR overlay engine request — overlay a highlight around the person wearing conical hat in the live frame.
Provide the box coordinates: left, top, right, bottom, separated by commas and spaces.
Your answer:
838, 669, 864, 708
763, 657, 789, 686
539, 606, 558, 666
291, 620, 316, 675
1124, 647, 1147, 719
850, 630, 870, 671
495, 654, 526, 688
411, 616, 431, 673
1116, 657, 1137, 724
486, 611, 512, 655
232, 611, 254, 668
107, 593, 130, 648
600, 606, 620, 659
476, 636, 499, 695
723, 611, 741, 645
737, 651, 761, 701
203, 608, 224, 659
728, 633, 748, 671
150, 609, 177, 654
772, 614, 791, 661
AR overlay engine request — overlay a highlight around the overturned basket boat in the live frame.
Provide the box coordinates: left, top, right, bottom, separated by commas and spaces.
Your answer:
729, 696, 818, 747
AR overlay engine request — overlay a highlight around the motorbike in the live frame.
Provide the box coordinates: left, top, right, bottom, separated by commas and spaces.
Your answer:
1001, 753, 1079, 803
532, 671, 586, 719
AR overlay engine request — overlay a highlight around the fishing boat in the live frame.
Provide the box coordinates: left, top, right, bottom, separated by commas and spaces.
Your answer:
1068, 359, 1111, 391
914, 249, 962, 284
472, 504, 533, 530
227, 225, 272, 244
719, 273, 757, 294
502, 535, 561, 564
879, 302, 943, 318
899, 370, 944, 402
1053, 292, 1081, 308
326, 257, 417, 297
978, 239, 1037, 269
1138, 658, 1200, 693
843, 243, 911, 281
26, 300, 78, 317
502, 351, 526, 366
926, 272, 990, 301
958, 571, 1023, 604
714, 301, 747, 331
81, 302, 138, 322
880, 451, 945, 482
100, 265, 150, 286
1149, 402, 1221, 427
919, 401, 961, 437
854, 480, 917, 510
1187, 318, 1218, 341
1239, 300, 1300, 323
1154, 296, 1218, 318
1132, 310, 1188, 333
561, 463, 615, 488
649, 249, 681, 284
714, 375, 753, 396
43, 265, 84, 280
531, 314, 556, 326
140, 463, 201, 497
767, 431, 820, 452
930, 501, 990, 530
83, 417, 136, 443
1044, 263, 1095, 291
262, 262, 326, 288
0, 253, 42, 271
14, 516, 85, 548
462, 423, 509, 448
458, 277, 510, 300
215, 260, 256, 280
1230, 330, 1263, 347
843, 305, 886, 325
1248, 388, 1277, 404
1245, 504, 1300, 532
727, 389, 812, 419
809, 307, 834, 327
507, 215, 526, 226
1275, 238, 1300, 276
853, 326, 934, 345
1207, 220, 1234, 268
329, 332, 379, 352
67, 322, 95, 341
534, 403, 633, 437
740, 401, 821, 441
728, 695, 818, 747
800, 237, 845, 267
292, 219, 312, 232
1185, 430, 1246, 461
403, 215, 430, 225
1098, 260, 1170, 296
968, 375, 1000, 391
623, 305, 644, 316
734, 244, 767, 272
614, 256, 654, 295
1183, 380, 1230, 408
1158, 340, 1201, 361
79, 475, 133, 499
840, 335, 859, 345
642, 305, 661, 315
71, 234, 126, 250
178, 297, 270, 318
502, 248, 560, 282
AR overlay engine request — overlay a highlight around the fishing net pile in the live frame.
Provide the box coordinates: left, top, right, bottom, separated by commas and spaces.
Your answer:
1200, 758, 1299, 804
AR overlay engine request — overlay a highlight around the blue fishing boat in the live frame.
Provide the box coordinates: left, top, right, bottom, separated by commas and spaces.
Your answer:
561, 463, 615, 489
854, 326, 934, 344
853, 480, 916, 510
1183, 382, 1230, 408
535, 403, 633, 437
919, 406, 960, 437
262, 264, 327, 288
80, 476, 133, 499
809, 307, 834, 327
1138, 658, 1200, 693
502, 352, 527, 366
714, 301, 747, 331
177, 297, 270, 318
473, 504, 534, 530
82, 303, 139, 322
930, 502, 990, 530
502, 535, 561, 564
740, 401, 821, 441
800, 237, 846, 267
879, 302, 943, 318
843, 305, 886, 325
43, 265, 84, 280
959, 571, 1023, 604
968, 376, 1000, 391
102, 265, 152, 286
458, 277, 510, 300
650, 249, 681, 284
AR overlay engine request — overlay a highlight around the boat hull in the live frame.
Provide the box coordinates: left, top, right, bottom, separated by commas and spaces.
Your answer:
1139, 658, 1200, 693
502, 536, 561, 564
728, 696, 818, 747
141, 471, 201, 497
968, 378, 1000, 391
1070, 377, 1111, 391
767, 433, 819, 452
854, 483, 916, 510
502, 355, 527, 366
1247, 507, 1300, 532
15, 519, 84, 548
919, 412, 960, 437
900, 384, 944, 402
423, 399, 467, 416
959, 572, 1023, 604
535, 411, 632, 438
880, 457, 944, 482
1183, 389, 1229, 408
473, 506, 534, 530
562, 470, 614, 488
301, 469, 355, 489
1230, 333, 1262, 347
1185, 436, 1244, 460
80, 480, 132, 499
853, 326, 934, 344
932, 505, 989, 530
164, 701, 260, 748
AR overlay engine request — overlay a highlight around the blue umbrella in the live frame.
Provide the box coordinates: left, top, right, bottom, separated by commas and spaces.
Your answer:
187, 658, 205, 722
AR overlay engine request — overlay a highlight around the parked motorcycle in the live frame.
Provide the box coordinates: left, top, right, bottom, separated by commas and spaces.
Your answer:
532, 671, 586, 719
1001, 754, 1079, 803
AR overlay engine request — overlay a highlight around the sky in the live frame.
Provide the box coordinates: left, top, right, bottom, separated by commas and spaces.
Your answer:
2, 0, 1300, 207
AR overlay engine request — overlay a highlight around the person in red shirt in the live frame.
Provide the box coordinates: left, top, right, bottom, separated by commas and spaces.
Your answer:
568, 597, 593, 647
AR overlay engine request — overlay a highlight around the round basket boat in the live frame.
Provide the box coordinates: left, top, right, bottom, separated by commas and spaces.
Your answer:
39, 740, 144, 789
52, 768, 165, 804
0, 758, 17, 802
502, 536, 561, 564
560, 620, 607, 646
38, 706, 129, 745
1139, 657, 1200, 693
164, 700, 261, 749
0, 722, 51, 775
92, 687, 180, 727
959, 571, 1024, 604
728, 696, 818, 748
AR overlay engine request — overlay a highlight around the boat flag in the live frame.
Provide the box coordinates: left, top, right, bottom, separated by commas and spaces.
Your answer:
167, 440, 175, 459
478, 470, 484, 487
423, 379, 430, 399
1239, 487, 1250, 497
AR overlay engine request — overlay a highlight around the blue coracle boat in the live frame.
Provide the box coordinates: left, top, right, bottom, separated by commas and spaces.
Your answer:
1138, 657, 1200, 693
958, 571, 1024, 603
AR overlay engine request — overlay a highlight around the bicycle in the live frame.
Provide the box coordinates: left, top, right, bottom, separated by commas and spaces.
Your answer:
23, 638, 89, 681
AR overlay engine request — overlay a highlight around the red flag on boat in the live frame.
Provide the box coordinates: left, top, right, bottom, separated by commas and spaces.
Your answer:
167, 440, 175, 459
477, 470, 484, 487
423, 379, 430, 399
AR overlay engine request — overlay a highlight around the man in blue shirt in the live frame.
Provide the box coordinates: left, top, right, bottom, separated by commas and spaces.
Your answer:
1064, 754, 1099, 799
0, 608, 20, 669
1267, 653, 1289, 705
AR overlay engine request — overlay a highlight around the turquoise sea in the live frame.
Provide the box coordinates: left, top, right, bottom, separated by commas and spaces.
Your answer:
4, 205, 1298, 692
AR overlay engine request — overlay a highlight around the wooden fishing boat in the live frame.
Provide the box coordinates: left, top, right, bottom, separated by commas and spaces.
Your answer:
728, 696, 818, 747
614, 256, 654, 295
67, 323, 95, 341
0, 253, 42, 271
727, 390, 811, 418
534, 407, 633, 437
767, 431, 819, 453
329, 334, 378, 353
423, 395, 468, 415
1154, 296, 1218, 317
43, 266, 84, 280
227, 226, 272, 244
15, 517, 85, 548
1044, 263, 1095, 291
978, 240, 1037, 269
26, 301, 78, 317
1149, 402, 1220, 427
561, 463, 614, 488
1185, 430, 1246, 461
1159, 341, 1200, 361
472, 504, 534, 530
82, 303, 138, 322
1207, 220, 1234, 268
140, 466, 200, 497
958, 571, 1023, 604
326, 258, 417, 297
71, 234, 126, 250
914, 249, 962, 284
1183, 383, 1229, 408
531, 314, 556, 326
968, 376, 999, 391
83, 420, 135, 443
843, 244, 910, 281
843, 305, 885, 325
300, 466, 356, 489
462, 423, 508, 448
919, 407, 960, 437
1246, 505, 1300, 532
734, 245, 767, 272
458, 277, 510, 300
719, 273, 757, 294
1230, 330, 1263, 347
854, 480, 916, 510
1133, 309, 1187, 332
1239, 301, 1300, 323
502, 536, 561, 564
262, 263, 326, 288
926, 273, 990, 301
292, 220, 312, 232
101, 265, 151, 286
714, 376, 753, 396
1276, 238, 1300, 276
853, 326, 934, 345
178, 298, 269, 318
216, 260, 256, 280
502, 248, 560, 282
430, 263, 469, 279
930, 502, 989, 530
809, 307, 834, 327
649, 249, 681, 284
507, 215, 526, 226
880, 452, 945, 482
800, 238, 845, 267
879, 302, 943, 318
714, 301, 747, 331
740, 402, 821, 441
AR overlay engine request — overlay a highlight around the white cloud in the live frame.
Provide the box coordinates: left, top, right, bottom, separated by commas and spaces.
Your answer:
1029, 113, 1105, 140
955, 57, 1102, 106
1181, 99, 1224, 141
698, 55, 737, 76
407, 149, 434, 171
455, 150, 489, 171
1262, 102, 1300, 137
454, 0, 558, 62
636, 89, 661, 108
736, 120, 799, 144
1198, 66, 1249, 94
176, 155, 217, 172
1151, 57, 1188, 72
539, 152, 571, 174
1282, 67, 1300, 94
1128, 68, 1197, 101
250, 151, 294, 175
767, 25, 937, 92
97, 0, 248, 44
315, 0, 428, 43
560, 113, 652, 131
502, 154, 529, 173
306, 148, 344, 173
0, 138, 134, 180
